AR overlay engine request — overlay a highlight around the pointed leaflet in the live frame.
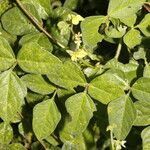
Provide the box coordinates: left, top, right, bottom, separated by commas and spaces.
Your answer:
0, 70, 27, 122
108, 0, 145, 19
0, 36, 16, 71
88, 73, 124, 104
123, 29, 142, 49
1, 5, 39, 36
19, 33, 53, 52
17, 42, 62, 74
33, 98, 61, 140
141, 126, 150, 150
108, 95, 136, 140
60, 92, 96, 141
8, 143, 26, 150
22, 0, 52, 19
134, 100, 150, 126
21, 74, 56, 95
132, 77, 150, 102
47, 61, 87, 89
81, 16, 105, 50
137, 14, 150, 37
105, 59, 138, 82
0, 122, 13, 144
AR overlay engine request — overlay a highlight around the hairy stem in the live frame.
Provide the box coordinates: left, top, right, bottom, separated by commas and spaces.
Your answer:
15, 0, 65, 49
115, 38, 122, 61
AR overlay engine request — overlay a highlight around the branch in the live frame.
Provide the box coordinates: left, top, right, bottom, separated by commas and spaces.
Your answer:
15, 0, 65, 49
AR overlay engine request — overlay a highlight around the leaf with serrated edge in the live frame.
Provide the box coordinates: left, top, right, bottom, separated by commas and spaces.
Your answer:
108, 95, 136, 140
0, 70, 27, 122
21, 74, 56, 95
0, 36, 16, 71
0, 122, 13, 144
33, 98, 61, 140
141, 126, 150, 150
132, 77, 150, 102
134, 101, 150, 126
88, 73, 124, 104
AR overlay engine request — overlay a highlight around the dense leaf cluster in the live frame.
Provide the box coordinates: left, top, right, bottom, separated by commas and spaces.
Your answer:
0, 0, 150, 149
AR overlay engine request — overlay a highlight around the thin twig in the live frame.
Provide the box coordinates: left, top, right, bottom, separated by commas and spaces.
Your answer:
115, 38, 122, 61
15, 0, 65, 49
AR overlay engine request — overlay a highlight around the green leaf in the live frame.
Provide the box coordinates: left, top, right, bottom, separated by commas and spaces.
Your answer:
33, 98, 61, 140
132, 77, 150, 102
60, 93, 96, 141
0, 123, 13, 144
0, 0, 11, 17
134, 100, 150, 126
108, 95, 136, 140
141, 126, 150, 150
105, 25, 127, 38
0, 36, 16, 72
123, 29, 142, 49
88, 73, 124, 104
120, 14, 137, 27
0, 70, 27, 122
138, 13, 150, 37
108, 0, 145, 19
1, 5, 39, 35
47, 61, 87, 89
81, 16, 105, 50
17, 42, 62, 74
64, 0, 79, 10
19, 33, 53, 52
0, 24, 17, 46
8, 143, 26, 150
143, 65, 150, 78
22, 0, 52, 19
21, 74, 56, 95
105, 59, 138, 82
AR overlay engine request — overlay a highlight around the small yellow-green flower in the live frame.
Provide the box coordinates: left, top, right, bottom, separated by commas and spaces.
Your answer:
68, 14, 84, 25
67, 49, 88, 61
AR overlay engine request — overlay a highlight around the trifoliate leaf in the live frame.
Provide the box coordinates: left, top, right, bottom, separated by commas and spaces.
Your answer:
108, 0, 145, 19
134, 100, 150, 126
141, 126, 150, 150
33, 98, 61, 140
138, 13, 150, 37
17, 42, 62, 74
21, 74, 56, 95
123, 29, 142, 49
19, 33, 53, 52
8, 143, 26, 150
1, 5, 39, 35
0, 70, 27, 122
0, 36, 16, 71
132, 77, 150, 102
0, 123, 13, 144
47, 61, 87, 89
81, 16, 105, 50
108, 95, 136, 140
88, 73, 124, 104
60, 93, 96, 141
22, 0, 52, 19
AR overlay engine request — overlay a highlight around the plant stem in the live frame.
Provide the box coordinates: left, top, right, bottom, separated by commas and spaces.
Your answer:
110, 130, 114, 150
15, 0, 65, 49
115, 38, 122, 61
